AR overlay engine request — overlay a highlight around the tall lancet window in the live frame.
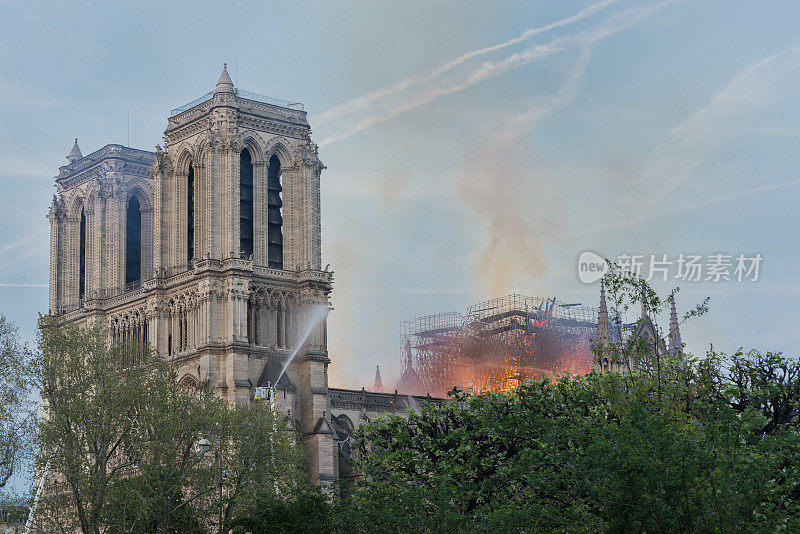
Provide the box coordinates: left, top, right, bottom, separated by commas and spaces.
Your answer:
239, 149, 254, 258
79, 207, 86, 300
267, 154, 283, 269
125, 196, 142, 284
187, 162, 195, 262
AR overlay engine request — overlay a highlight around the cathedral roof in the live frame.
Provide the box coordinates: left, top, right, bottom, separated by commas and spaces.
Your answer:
215, 63, 234, 94
56, 144, 155, 183
67, 138, 83, 163
256, 357, 296, 392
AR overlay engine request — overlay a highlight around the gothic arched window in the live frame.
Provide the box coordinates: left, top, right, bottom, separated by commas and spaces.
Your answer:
239, 149, 254, 258
125, 196, 142, 284
79, 207, 86, 300
187, 162, 195, 262
267, 154, 283, 269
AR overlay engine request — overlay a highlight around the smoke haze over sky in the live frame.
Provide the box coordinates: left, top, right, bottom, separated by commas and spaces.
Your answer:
1, 0, 799, 396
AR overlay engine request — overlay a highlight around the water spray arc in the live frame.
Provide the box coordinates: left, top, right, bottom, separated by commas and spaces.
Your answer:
258, 304, 329, 493
275, 304, 330, 389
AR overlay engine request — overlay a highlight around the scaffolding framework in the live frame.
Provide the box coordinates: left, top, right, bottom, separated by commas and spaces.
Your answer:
401, 294, 600, 396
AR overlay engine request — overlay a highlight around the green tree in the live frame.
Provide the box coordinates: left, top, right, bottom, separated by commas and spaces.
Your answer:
345, 359, 800, 532
102, 364, 222, 534
102, 468, 207, 534
339, 278, 800, 533
34, 317, 310, 533
0, 494, 29, 526
0, 316, 36, 491
228, 488, 331, 534
34, 319, 150, 534
220, 400, 306, 528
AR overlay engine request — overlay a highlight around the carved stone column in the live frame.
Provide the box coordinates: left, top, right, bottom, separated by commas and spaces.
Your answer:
252, 160, 267, 266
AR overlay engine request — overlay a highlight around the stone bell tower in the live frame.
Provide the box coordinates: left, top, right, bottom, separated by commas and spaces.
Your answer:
151, 65, 334, 482
50, 66, 335, 483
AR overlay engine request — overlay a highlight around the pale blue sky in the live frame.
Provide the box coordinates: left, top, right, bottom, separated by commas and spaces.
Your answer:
1, 0, 799, 396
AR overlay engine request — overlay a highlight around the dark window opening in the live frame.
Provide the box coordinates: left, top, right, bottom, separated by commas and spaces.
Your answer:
239, 149, 254, 258
267, 154, 283, 269
125, 196, 142, 284
79, 208, 86, 300
187, 162, 195, 262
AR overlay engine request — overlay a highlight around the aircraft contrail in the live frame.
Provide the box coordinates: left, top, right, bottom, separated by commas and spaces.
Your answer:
314, 0, 621, 125
319, 0, 677, 147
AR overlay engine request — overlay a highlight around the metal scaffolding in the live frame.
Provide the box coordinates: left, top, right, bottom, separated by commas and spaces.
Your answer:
401, 294, 600, 396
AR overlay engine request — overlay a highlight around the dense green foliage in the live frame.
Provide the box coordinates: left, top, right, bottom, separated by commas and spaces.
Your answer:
0, 315, 36, 491
33, 319, 305, 534
228, 488, 331, 533
0, 494, 28, 525
340, 351, 800, 533
20, 273, 800, 533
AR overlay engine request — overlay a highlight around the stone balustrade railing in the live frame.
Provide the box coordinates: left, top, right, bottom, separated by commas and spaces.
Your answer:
53, 260, 333, 316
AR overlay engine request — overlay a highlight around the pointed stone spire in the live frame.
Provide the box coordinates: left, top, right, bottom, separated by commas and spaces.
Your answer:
640, 283, 647, 320
373, 365, 384, 392
669, 293, 682, 359
597, 279, 611, 345
67, 138, 82, 163
215, 63, 235, 94
396, 341, 426, 396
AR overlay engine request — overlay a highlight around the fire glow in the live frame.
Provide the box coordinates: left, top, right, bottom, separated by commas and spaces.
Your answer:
400, 295, 597, 397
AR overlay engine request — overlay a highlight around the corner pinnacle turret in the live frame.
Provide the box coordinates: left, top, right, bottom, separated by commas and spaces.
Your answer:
597, 279, 611, 345
669, 293, 682, 359
67, 138, 82, 163
215, 63, 235, 94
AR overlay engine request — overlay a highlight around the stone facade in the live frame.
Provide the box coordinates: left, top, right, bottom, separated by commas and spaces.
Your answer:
48, 67, 437, 486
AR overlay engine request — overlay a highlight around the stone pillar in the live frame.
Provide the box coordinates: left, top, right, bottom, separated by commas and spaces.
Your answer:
285, 304, 292, 349
276, 303, 284, 348
142, 206, 154, 280
66, 212, 77, 307
291, 347, 334, 485
84, 201, 97, 299
151, 157, 165, 275
48, 200, 64, 314
268, 301, 278, 347
252, 160, 267, 266
283, 142, 325, 271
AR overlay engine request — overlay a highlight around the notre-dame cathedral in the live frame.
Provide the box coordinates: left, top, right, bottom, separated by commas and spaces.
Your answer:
47, 66, 427, 485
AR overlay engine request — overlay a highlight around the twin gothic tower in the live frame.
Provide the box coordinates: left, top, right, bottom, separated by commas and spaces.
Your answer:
47, 66, 337, 483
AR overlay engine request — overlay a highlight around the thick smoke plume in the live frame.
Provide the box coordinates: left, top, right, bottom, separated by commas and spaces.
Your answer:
456, 47, 592, 296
